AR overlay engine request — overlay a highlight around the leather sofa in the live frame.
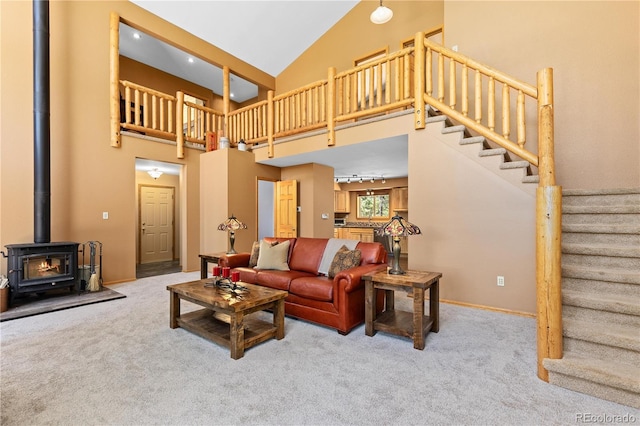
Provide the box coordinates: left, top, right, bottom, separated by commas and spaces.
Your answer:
218, 237, 387, 334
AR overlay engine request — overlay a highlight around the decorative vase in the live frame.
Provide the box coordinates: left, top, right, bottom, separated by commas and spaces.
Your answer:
219, 137, 230, 149
237, 139, 247, 151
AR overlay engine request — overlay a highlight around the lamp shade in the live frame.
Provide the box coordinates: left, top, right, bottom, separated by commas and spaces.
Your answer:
217, 214, 247, 231
376, 214, 421, 237
370, 3, 393, 24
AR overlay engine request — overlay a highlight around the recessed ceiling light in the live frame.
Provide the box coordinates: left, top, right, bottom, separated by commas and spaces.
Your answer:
132, 32, 141, 40
230, 93, 235, 98
187, 57, 194, 63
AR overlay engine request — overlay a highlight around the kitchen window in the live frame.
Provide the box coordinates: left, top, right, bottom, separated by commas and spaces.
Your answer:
357, 192, 390, 220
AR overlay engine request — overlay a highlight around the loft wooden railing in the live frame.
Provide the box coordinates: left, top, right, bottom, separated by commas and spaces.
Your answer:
110, 24, 559, 381
119, 80, 176, 140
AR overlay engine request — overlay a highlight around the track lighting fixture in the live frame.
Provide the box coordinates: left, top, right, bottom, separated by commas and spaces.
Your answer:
334, 174, 387, 184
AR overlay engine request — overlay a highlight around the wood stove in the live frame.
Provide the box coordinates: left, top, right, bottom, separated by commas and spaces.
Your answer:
5, 242, 79, 305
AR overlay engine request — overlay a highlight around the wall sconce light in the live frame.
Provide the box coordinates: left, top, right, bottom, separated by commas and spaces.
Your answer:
148, 168, 163, 180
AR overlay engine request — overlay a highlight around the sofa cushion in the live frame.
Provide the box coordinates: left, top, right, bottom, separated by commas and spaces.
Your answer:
256, 240, 290, 271
255, 270, 314, 291
288, 237, 328, 274
249, 240, 280, 267
357, 241, 387, 264
262, 237, 297, 262
289, 276, 333, 302
328, 245, 362, 278
234, 266, 258, 283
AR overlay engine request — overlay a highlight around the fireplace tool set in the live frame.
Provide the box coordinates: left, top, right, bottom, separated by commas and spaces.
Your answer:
80, 241, 102, 292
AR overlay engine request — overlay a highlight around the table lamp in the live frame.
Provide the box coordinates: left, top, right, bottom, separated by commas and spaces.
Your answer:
217, 214, 247, 254
376, 213, 421, 275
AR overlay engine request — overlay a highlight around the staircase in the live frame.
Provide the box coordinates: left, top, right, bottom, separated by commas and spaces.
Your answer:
425, 109, 540, 191
544, 188, 640, 409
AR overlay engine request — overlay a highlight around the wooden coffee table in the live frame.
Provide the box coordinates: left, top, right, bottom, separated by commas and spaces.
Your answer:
167, 279, 287, 359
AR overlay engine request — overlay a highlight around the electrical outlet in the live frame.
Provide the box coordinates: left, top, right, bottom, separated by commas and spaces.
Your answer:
102, 212, 109, 220
497, 276, 505, 287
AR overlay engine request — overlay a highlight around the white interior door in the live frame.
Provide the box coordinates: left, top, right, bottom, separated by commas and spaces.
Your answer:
140, 185, 174, 264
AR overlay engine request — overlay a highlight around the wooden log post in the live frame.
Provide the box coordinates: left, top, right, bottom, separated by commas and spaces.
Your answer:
176, 91, 185, 159
535, 67, 562, 382
267, 90, 274, 158
223, 66, 230, 140
414, 32, 425, 129
109, 12, 121, 147
327, 67, 336, 146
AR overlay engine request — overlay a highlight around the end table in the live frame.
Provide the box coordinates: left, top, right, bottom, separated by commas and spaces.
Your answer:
363, 269, 442, 350
198, 252, 226, 279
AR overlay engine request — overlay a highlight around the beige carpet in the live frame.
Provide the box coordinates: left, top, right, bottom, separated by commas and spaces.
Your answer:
1, 271, 637, 425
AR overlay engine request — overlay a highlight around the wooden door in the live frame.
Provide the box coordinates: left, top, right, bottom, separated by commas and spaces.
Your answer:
140, 185, 174, 263
275, 180, 298, 238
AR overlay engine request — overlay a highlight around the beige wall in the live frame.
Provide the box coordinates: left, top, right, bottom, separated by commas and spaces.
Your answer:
200, 148, 281, 256
281, 163, 335, 239
253, 112, 536, 313
277, 1, 445, 93
444, 1, 639, 189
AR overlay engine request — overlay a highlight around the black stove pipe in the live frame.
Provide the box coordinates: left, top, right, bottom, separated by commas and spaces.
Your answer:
33, 0, 50, 244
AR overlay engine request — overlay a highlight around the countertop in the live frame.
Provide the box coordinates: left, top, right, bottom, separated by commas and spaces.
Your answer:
338, 222, 385, 228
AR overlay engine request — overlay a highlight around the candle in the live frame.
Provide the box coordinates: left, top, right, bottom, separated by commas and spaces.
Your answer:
231, 271, 240, 283
222, 267, 230, 278
213, 266, 221, 277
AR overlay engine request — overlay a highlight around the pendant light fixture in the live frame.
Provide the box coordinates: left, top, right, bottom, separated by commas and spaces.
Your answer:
370, 0, 393, 25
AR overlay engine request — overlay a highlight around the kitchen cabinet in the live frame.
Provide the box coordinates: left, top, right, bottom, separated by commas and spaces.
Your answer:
348, 228, 374, 243
334, 227, 350, 239
334, 191, 350, 213
391, 187, 408, 212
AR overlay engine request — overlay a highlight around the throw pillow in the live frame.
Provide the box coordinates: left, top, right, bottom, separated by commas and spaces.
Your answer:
256, 239, 290, 271
248, 241, 261, 267
328, 245, 361, 278
249, 240, 280, 267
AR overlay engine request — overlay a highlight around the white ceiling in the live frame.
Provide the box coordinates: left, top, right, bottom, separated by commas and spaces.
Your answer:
128, 0, 408, 180
129, 0, 359, 77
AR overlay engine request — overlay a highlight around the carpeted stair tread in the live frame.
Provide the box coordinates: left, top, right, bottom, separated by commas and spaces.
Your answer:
425, 114, 448, 124
563, 318, 640, 352
564, 204, 640, 214
562, 264, 640, 285
478, 148, 506, 157
563, 289, 640, 317
522, 175, 539, 183
563, 188, 640, 196
499, 160, 529, 170
441, 124, 466, 135
562, 223, 640, 234
543, 353, 640, 394
459, 135, 485, 145
562, 243, 640, 258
